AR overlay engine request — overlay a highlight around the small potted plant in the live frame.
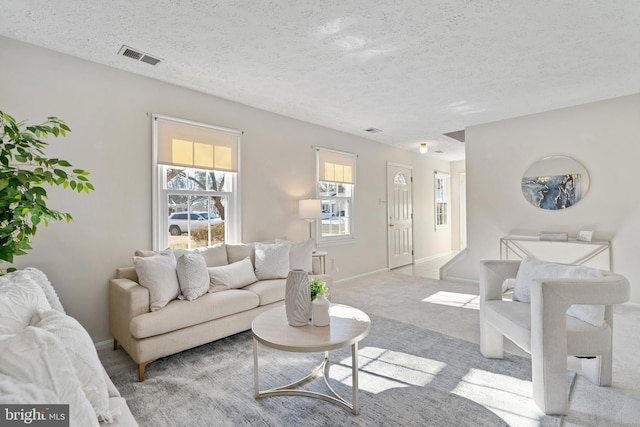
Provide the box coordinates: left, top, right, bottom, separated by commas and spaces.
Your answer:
309, 278, 328, 301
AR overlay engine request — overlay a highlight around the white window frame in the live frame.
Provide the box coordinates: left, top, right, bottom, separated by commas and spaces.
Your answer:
316, 147, 356, 245
152, 114, 241, 250
434, 171, 450, 230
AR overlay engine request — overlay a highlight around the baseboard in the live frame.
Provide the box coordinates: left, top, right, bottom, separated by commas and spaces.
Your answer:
334, 268, 389, 284
95, 339, 113, 351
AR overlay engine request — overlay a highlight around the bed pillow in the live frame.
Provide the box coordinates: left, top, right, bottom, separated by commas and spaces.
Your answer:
176, 251, 210, 300
254, 241, 290, 280
277, 239, 313, 273
133, 250, 180, 311
514, 257, 606, 326
0, 276, 51, 335
208, 257, 258, 292
32, 310, 115, 423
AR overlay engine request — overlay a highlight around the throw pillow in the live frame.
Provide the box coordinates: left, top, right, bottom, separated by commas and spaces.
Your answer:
208, 257, 258, 292
277, 238, 313, 273
199, 243, 229, 267
176, 251, 210, 300
32, 310, 114, 423
0, 268, 64, 313
0, 327, 100, 427
254, 241, 290, 280
514, 257, 606, 326
0, 276, 51, 335
133, 250, 180, 311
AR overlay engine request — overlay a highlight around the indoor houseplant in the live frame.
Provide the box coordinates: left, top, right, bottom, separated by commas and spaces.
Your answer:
0, 111, 94, 267
310, 277, 328, 301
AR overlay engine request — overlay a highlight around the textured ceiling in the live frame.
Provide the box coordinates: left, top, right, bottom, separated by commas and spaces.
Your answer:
1, 1, 640, 161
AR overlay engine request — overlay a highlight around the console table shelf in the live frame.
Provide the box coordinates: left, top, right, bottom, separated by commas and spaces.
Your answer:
500, 235, 611, 270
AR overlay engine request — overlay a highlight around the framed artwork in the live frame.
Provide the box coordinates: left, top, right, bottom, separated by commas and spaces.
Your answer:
521, 173, 581, 210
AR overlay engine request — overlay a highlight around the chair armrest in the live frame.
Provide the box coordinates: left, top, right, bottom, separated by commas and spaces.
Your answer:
532, 274, 630, 308
479, 260, 521, 303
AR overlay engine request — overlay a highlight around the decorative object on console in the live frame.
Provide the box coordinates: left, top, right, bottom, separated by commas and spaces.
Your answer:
312, 293, 330, 326
298, 199, 322, 241
285, 269, 311, 326
539, 232, 568, 241
576, 230, 594, 242
521, 155, 589, 210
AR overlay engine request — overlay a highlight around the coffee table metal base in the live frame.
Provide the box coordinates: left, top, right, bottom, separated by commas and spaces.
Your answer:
253, 338, 361, 415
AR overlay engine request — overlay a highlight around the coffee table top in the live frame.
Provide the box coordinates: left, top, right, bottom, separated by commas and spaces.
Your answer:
251, 304, 371, 353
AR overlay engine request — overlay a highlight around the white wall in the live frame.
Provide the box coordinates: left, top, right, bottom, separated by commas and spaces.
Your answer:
448, 94, 640, 302
0, 36, 455, 341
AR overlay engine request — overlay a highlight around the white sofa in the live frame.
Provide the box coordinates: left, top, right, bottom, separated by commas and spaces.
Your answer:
0, 268, 138, 427
109, 240, 332, 382
479, 258, 630, 415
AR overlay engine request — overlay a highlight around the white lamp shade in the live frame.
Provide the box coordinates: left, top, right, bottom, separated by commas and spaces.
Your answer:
299, 199, 322, 219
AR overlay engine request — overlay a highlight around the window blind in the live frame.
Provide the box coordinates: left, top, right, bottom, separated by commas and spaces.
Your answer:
317, 147, 356, 184
155, 116, 240, 172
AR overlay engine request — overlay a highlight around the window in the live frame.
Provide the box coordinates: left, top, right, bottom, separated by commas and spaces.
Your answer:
435, 171, 450, 230
316, 147, 356, 243
152, 115, 241, 250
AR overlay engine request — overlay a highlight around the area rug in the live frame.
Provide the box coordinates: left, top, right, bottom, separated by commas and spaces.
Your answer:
106, 315, 573, 427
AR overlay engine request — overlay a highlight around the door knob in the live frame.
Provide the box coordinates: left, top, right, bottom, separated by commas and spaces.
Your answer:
389, 224, 395, 227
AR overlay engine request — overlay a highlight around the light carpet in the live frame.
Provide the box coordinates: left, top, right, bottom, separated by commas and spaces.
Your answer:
105, 314, 571, 427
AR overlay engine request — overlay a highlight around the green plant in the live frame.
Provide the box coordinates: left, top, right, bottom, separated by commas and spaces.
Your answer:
310, 278, 327, 301
0, 111, 94, 265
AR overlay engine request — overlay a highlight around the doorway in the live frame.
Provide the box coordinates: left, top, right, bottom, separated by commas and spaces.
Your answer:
387, 162, 413, 269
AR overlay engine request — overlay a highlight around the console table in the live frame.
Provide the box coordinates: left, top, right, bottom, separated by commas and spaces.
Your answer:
500, 235, 611, 270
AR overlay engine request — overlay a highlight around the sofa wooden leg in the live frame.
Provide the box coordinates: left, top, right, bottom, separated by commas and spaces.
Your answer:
113, 339, 118, 350
138, 361, 153, 382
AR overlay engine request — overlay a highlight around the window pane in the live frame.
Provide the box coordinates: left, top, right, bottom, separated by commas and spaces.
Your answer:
321, 198, 351, 236
167, 193, 227, 249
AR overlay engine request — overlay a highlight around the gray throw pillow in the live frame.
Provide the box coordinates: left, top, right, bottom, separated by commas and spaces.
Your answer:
133, 250, 180, 311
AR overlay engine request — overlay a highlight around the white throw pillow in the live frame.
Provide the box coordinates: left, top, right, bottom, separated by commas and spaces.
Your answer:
514, 258, 606, 326
0, 276, 51, 335
0, 268, 64, 313
32, 310, 114, 423
133, 250, 180, 311
226, 243, 255, 265
0, 327, 99, 427
176, 251, 210, 301
277, 239, 313, 273
254, 241, 291, 280
208, 258, 258, 292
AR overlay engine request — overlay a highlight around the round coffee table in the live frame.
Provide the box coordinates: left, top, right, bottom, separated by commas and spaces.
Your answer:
251, 304, 371, 414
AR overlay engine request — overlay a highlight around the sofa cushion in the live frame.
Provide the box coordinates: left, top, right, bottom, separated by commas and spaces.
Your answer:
133, 250, 180, 311
32, 310, 114, 423
176, 251, 210, 301
514, 258, 607, 326
200, 243, 228, 267
226, 243, 255, 266
129, 290, 260, 339
0, 276, 51, 335
242, 279, 287, 306
254, 242, 290, 280
0, 327, 99, 427
208, 257, 258, 292
277, 238, 313, 273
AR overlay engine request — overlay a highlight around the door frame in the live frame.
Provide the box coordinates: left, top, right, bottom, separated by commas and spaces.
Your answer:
386, 161, 414, 270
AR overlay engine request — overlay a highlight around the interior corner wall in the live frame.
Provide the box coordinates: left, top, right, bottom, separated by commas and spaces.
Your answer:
0, 36, 455, 342
447, 93, 640, 302
450, 160, 466, 251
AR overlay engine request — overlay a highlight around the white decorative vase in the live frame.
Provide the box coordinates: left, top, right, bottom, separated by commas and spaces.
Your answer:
312, 294, 331, 327
285, 269, 311, 326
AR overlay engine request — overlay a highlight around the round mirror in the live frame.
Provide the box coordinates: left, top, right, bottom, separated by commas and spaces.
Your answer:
521, 156, 589, 210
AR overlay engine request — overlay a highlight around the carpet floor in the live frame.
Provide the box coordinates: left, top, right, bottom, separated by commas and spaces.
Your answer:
104, 314, 568, 427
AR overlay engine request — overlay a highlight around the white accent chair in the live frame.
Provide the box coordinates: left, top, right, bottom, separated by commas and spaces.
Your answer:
479, 259, 630, 415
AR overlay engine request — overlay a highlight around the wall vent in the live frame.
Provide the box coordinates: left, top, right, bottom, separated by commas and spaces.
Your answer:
364, 127, 382, 133
118, 45, 162, 66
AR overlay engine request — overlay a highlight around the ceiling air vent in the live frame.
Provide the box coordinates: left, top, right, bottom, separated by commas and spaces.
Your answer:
364, 127, 382, 133
118, 45, 162, 66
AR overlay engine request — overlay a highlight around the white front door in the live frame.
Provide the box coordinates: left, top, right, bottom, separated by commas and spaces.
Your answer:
387, 163, 413, 269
